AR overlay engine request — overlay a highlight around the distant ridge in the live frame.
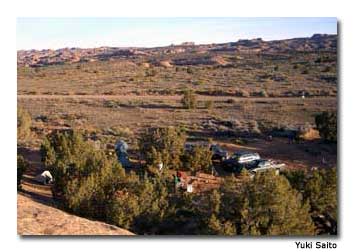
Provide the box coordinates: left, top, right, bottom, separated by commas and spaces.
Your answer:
17, 34, 337, 67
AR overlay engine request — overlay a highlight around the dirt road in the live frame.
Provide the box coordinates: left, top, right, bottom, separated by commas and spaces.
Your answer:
17, 94, 336, 102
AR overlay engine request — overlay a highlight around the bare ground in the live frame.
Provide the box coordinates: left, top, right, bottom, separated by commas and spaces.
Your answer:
17, 194, 134, 235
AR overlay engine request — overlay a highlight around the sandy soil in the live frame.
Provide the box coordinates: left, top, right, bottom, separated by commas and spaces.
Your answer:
17, 194, 134, 235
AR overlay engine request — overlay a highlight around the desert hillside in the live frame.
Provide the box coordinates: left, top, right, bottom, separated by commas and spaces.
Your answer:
17, 194, 134, 235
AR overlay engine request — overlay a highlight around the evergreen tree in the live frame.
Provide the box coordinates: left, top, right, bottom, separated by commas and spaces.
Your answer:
205, 189, 236, 235
221, 170, 315, 235
17, 155, 28, 190
40, 129, 125, 220
285, 168, 337, 234
240, 171, 315, 235
181, 89, 197, 109
138, 127, 186, 170
303, 168, 337, 234
183, 145, 213, 173
315, 112, 337, 142
17, 107, 31, 141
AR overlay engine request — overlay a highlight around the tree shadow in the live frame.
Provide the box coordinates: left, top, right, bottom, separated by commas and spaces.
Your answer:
18, 188, 55, 207
17, 147, 45, 177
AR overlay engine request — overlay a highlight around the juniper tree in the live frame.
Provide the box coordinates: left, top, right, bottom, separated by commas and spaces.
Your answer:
138, 127, 186, 170
315, 111, 337, 142
303, 168, 337, 234
283, 167, 337, 234
220, 170, 315, 235
181, 89, 197, 109
17, 107, 31, 141
238, 171, 315, 235
17, 155, 28, 190
205, 189, 236, 235
183, 145, 213, 173
40, 129, 125, 220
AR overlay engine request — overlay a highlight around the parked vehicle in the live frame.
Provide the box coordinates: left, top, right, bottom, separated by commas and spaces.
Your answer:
222, 151, 260, 171
247, 159, 285, 175
210, 144, 229, 161
222, 151, 285, 175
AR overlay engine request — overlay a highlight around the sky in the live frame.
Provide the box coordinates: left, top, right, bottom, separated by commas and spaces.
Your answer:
16, 17, 337, 50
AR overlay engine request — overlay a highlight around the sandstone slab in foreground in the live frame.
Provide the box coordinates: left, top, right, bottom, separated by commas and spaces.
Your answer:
17, 194, 134, 236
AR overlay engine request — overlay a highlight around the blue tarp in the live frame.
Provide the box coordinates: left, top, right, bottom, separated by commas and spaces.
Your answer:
115, 140, 130, 168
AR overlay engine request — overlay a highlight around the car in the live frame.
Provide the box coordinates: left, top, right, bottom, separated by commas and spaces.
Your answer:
248, 159, 284, 175
222, 151, 260, 171
210, 144, 229, 161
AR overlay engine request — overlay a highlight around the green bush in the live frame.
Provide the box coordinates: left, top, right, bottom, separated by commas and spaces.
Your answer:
205, 100, 214, 109
283, 168, 337, 234
282, 169, 307, 192
107, 175, 171, 233
226, 98, 236, 104
181, 89, 197, 109
183, 145, 213, 173
17, 107, 31, 141
17, 155, 28, 190
204, 190, 236, 235
303, 168, 337, 234
315, 112, 337, 142
221, 170, 315, 235
145, 68, 157, 77
40, 129, 125, 219
138, 127, 187, 170
260, 90, 268, 97
186, 67, 194, 74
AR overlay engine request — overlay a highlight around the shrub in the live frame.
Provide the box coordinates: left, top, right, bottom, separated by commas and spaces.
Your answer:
41, 130, 175, 233
186, 67, 194, 74
204, 190, 236, 235
323, 66, 332, 73
103, 100, 120, 108
284, 168, 337, 234
145, 68, 157, 77
183, 145, 213, 173
205, 100, 214, 109
138, 127, 187, 170
17, 107, 31, 141
17, 155, 28, 190
303, 168, 337, 234
193, 80, 205, 86
282, 169, 307, 192
107, 175, 171, 233
226, 98, 236, 104
40, 129, 125, 219
233, 137, 248, 145
221, 171, 315, 235
260, 90, 268, 97
315, 112, 337, 142
249, 120, 261, 135
181, 89, 197, 109
241, 90, 250, 97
